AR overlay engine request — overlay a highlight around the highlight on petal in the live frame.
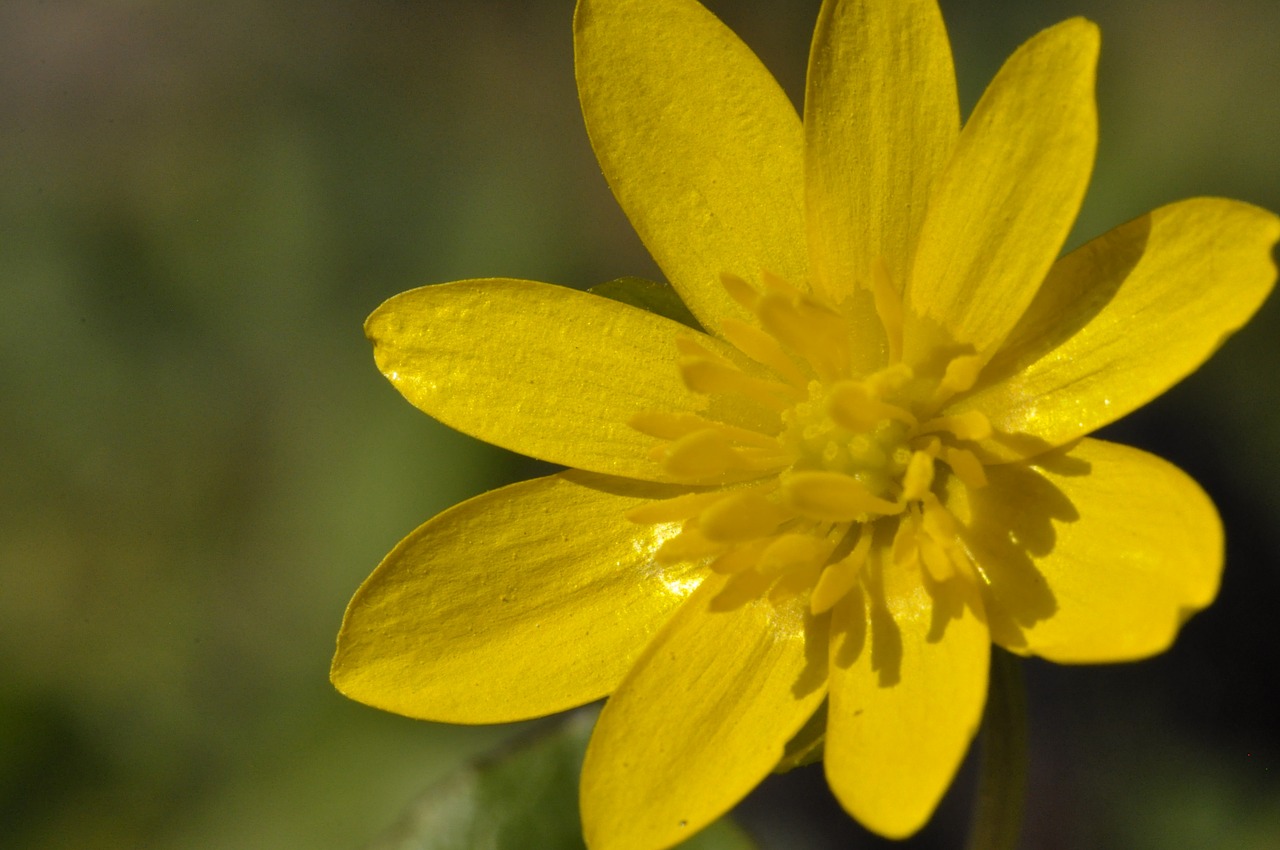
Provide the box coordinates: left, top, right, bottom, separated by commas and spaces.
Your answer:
804, 0, 959, 306
947, 439, 1223, 663
581, 574, 827, 850
905, 17, 1099, 363
825, 559, 989, 839
366, 279, 738, 482
331, 471, 705, 724
952, 199, 1280, 459
574, 0, 808, 328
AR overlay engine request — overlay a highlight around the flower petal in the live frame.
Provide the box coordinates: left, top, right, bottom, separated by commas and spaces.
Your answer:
581, 574, 827, 850
825, 564, 989, 839
948, 438, 1223, 663
905, 18, 1098, 362
366, 279, 733, 481
574, 0, 808, 328
804, 0, 958, 305
331, 471, 705, 724
951, 199, 1280, 460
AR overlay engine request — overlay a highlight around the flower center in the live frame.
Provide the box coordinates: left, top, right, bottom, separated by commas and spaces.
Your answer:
629, 269, 992, 613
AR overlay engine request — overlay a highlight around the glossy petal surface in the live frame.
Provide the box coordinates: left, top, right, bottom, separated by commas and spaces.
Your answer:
367, 279, 736, 482
954, 199, 1280, 459
950, 439, 1222, 662
581, 575, 827, 850
332, 472, 705, 723
575, 0, 808, 328
804, 0, 958, 304
906, 18, 1098, 361
825, 568, 989, 839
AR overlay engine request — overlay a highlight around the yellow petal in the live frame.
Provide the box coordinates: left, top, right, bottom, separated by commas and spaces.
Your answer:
574, 0, 808, 328
826, 561, 989, 839
947, 438, 1223, 662
581, 574, 827, 850
366, 279, 730, 482
330, 471, 704, 724
804, 0, 958, 304
905, 18, 1098, 362
952, 199, 1280, 460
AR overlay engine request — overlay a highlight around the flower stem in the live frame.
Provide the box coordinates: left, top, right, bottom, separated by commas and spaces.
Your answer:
964, 646, 1028, 850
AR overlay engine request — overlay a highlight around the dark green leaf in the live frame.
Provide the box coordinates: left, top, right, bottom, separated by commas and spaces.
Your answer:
366, 710, 758, 850
775, 699, 827, 773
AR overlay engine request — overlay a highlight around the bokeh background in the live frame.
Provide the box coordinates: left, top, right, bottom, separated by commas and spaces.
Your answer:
2, 0, 1278, 847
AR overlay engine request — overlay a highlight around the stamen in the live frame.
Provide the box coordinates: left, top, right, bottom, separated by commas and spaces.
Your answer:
718, 318, 809, 387
654, 525, 723, 565
720, 272, 761, 311
710, 538, 770, 574
625, 488, 742, 524
781, 470, 902, 521
891, 513, 920, 570
756, 533, 832, 578
921, 496, 975, 582
810, 527, 873, 614
718, 443, 792, 472
628, 411, 781, 448
676, 336, 800, 406
661, 429, 753, 480
921, 495, 959, 540
751, 272, 852, 380
870, 257, 904, 365
699, 492, 795, 542
919, 534, 956, 582
758, 270, 806, 298
679, 358, 798, 411
674, 335, 729, 360
899, 451, 936, 503
710, 569, 774, 611
933, 353, 984, 404
939, 445, 988, 489
769, 562, 823, 603
865, 362, 914, 396
918, 410, 992, 441
827, 381, 917, 432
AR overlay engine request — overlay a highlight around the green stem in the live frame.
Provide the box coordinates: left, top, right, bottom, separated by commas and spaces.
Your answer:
964, 646, 1029, 850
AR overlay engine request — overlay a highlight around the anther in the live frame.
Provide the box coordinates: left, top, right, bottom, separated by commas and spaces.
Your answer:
918, 410, 992, 441
870, 257, 905, 365
781, 470, 903, 521
699, 492, 794, 542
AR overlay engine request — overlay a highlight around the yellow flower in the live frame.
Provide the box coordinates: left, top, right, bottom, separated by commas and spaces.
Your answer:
333, 0, 1279, 846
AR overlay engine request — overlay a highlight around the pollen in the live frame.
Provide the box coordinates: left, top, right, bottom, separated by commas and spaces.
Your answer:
631, 267, 996, 614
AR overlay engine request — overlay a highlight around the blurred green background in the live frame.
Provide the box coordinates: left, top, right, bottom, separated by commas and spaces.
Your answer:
2, 1, 1277, 848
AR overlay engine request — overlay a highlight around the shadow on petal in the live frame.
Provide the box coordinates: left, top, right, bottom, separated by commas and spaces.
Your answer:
560, 467, 695, 500
791, 605, 831, 700
864, 562, 904, 688
924, 575, 969, 643
831, 585, 868, 671
953, 447, 1091, 650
